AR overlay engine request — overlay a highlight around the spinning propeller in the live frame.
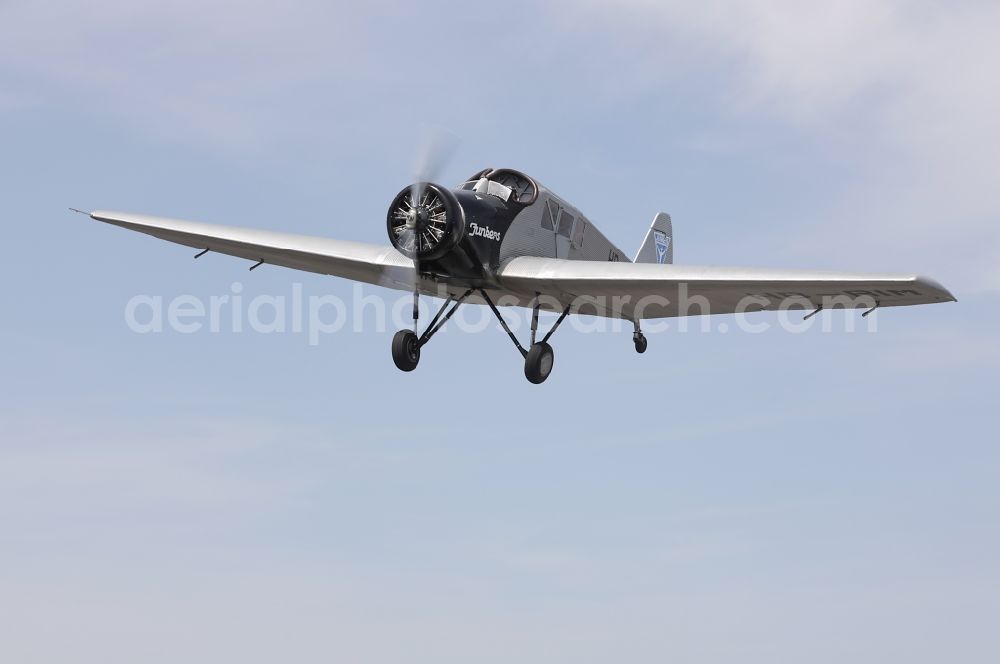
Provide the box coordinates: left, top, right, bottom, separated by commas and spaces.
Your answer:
386, 128, 461, 321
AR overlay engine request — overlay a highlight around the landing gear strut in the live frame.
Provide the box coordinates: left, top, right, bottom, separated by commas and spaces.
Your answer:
391, 289, 472, 372
481, 290, 570, 384
633, 320, 647, 354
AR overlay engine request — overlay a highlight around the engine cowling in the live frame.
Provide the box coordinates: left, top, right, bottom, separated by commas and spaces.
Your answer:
386, 183, 465, 261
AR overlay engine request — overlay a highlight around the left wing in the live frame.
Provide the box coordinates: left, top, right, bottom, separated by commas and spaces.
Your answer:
497, 256, 955, 319
88, 210, 417, 291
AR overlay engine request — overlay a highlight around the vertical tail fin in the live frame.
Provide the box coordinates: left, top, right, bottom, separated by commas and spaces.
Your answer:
633, 212, 673, 264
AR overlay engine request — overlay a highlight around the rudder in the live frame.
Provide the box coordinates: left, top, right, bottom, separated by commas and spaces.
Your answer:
633, 212, 673, 264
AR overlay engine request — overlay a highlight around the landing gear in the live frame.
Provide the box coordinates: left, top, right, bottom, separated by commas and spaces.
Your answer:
481, 290, 570, 384
633, 334, 648, 354
391, 289, 571, 384
632, 320, 647, 354
391, 288, 472, 373
524, 342, 554, 384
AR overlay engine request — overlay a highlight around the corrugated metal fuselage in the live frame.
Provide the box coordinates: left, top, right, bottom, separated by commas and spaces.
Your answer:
421, 175, 629, 290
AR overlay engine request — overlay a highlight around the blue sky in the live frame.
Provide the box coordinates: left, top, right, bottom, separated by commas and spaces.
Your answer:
1, 1, 997, 662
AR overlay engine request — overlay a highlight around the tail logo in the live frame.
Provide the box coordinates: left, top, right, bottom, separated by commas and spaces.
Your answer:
653, 230, 671, 264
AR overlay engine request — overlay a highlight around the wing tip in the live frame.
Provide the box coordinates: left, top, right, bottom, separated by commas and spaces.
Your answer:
914, 274, 957, 303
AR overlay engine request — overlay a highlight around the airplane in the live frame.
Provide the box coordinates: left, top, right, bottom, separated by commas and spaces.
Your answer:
78, 166, 955, 384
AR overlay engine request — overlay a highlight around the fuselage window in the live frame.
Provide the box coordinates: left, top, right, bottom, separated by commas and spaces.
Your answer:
557, 212, 575, 238
541, 200, 559, 230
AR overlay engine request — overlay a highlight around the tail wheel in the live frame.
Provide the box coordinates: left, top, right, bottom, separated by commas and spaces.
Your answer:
392, 329, 420, 372
524, 342, 554, 384
633, 333, 648, 354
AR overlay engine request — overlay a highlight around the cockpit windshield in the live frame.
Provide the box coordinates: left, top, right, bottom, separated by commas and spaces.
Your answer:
459, 168, 538, 205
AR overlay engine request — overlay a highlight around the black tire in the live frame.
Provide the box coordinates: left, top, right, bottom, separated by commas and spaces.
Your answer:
524, 342, 555, 384
634, 334, 648, 354
392, 329, 420, 372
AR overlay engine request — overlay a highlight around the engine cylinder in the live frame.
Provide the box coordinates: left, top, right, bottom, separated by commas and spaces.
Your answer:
386, 183, 465, 261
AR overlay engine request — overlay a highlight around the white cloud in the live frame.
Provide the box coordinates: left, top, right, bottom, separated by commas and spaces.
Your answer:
3, 0, 994, 289
571, 0, 1000, 290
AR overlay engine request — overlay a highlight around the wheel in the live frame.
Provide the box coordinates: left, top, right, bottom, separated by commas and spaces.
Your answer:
524, 342, 555, 384
392, 329, 420, 371
633, 334, 648, 354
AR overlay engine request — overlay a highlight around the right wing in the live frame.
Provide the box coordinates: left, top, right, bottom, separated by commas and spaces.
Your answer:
497, 256, 956, 319
88, 210, 417, 291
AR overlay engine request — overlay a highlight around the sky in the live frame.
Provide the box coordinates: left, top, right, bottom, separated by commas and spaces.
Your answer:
1, 1, 998, 662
